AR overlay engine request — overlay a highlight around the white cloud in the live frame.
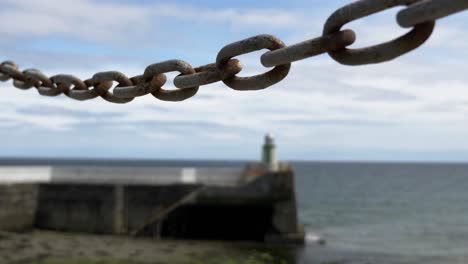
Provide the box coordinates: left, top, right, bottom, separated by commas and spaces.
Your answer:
141, 131, 178, 140
0, 0, 151, 42
153, 4, 308, 29
0, 0, 308, 43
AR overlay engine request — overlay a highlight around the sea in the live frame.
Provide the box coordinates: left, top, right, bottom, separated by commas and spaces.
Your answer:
293, 161, 468, 264
2, 159, 468, 264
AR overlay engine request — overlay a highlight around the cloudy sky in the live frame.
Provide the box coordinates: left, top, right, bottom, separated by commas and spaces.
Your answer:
0, 0, 467, 161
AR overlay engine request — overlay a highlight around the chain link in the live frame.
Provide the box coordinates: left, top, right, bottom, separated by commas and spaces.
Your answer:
0, 0, 466, 103
323, 0, 435, 66
216, 34, 291, 91
174, 59, 242, 89
398, 0, 468, 28
261, 30, 356, 67
114, 74, 166, 99
0, 61, 17, 81
89, 71, 135, 104
145, 60, 199, 102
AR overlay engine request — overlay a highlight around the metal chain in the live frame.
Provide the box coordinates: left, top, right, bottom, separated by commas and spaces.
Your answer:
1, 0, 467, 104
398, 0, 468, 28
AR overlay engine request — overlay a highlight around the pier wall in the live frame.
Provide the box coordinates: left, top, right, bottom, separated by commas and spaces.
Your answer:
0, 164, 304, 244
35, 184, 115, 234
0, 184, 38, 231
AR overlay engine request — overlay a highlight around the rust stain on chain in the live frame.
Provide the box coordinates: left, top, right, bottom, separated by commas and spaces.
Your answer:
323, 0, 435, 66
216, 34, 291, 91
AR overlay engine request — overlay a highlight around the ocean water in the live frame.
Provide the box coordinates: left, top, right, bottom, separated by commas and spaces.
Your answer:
293, 161, 468, 263
2, 159, 468, 263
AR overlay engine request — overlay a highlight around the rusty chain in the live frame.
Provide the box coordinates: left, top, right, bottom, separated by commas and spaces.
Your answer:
0, 0, 467, 104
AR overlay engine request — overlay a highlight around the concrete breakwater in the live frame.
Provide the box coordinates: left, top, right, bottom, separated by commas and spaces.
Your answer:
0, 162, 304, 244
0, 184, 37, 231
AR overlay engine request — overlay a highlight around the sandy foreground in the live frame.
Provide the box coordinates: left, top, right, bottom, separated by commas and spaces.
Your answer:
0, 231, 296, 264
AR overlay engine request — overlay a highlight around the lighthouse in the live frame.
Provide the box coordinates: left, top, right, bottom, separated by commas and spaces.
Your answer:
262, 133, 278, 171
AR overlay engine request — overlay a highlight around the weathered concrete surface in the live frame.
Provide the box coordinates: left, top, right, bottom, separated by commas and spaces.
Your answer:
0, 184, 38, 231
35, 184, 115, 234
0, 166, 244, 186
125, 185, 201, 236
0, 167, 51, 184
198, 170, 294, 204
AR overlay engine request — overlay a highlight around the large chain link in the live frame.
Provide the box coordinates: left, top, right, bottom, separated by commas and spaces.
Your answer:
1, 0, 467, 104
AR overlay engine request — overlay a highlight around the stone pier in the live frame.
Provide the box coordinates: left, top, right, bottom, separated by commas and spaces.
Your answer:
0, 162, 304, 244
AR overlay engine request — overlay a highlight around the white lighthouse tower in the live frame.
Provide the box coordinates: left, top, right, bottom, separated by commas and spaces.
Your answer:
262, 133, 278, 172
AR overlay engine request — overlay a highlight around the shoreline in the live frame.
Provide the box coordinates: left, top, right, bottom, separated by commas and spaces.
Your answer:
1, 231, 466, 264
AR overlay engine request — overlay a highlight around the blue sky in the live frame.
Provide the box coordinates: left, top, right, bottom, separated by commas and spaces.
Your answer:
1, 0, 468, 161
